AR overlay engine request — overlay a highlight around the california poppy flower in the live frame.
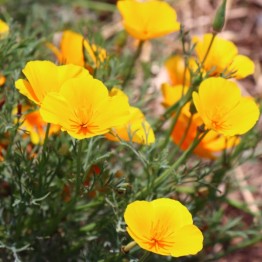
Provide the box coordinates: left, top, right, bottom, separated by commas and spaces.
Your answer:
193, 34, 254, 79
124, 198, 203, 257
40, 75, 130, 139
47, 30, 106, 73
162, 83, 239, 159
15, 61, 90, 105
117, 0, 180, 40
193, 77, 259, 136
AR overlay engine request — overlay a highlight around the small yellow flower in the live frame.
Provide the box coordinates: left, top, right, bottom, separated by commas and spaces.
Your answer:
124, 198, 203, 257
40, 76, 130, 140
47, 30, 106, 72
17, 106, 60, 144
0, 19, 9, 38
162, 83, 239, 159
193, 77, 260, 136
193, 34, 254, 79
15, 61, 90, 105
105, 88, 155, 145
117, 0, 180, 40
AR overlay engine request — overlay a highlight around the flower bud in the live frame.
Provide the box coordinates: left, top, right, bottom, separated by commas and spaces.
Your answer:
212, 0, 227, 33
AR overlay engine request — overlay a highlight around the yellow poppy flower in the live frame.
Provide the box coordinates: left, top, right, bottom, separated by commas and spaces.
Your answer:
0, 19, 9, 38
162, 83, 239, 159
17, 106, 60, 144
124, 198, 203, 257
15, 61, 90, 105
193, 34, 254, 79
46, 30, 106, 72
40, 76, 130, 140
105, 88, 155, 145
117, 0, 180, 40
193, 77, 260, 136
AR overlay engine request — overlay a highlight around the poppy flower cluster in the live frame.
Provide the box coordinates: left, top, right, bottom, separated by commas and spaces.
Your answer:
15, 61, 131, 140
15, 60, 155, 143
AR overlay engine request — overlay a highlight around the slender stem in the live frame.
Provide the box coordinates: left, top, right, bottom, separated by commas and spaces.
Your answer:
122, 40, 144, 89
180, 24, 189, 96
140, 251, 150, 262
154, 87, 193, 132
135, 129, 209, 199
42, 123, 51, 152
75, 139, 83, 196
39, 123, 51, 193
201, 33, 216, 66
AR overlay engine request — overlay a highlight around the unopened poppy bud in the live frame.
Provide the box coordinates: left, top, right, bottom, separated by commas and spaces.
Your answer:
212, 0, 227, 33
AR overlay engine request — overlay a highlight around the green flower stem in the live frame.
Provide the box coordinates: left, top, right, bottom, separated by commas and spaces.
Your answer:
140, 251, 151, 262
201, 32, 216, 66
154, 87, 193, 132
135, 129, 209, 199
39, 123, 51, 193
122, 40, 144, 89
75, 139, 83, 196
42, 123, 50, 152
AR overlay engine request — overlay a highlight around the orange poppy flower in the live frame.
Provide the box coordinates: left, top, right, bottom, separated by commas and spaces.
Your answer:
47, 30, 106, 73
124, 198, 203, 257
117, 0, 180, 40
162, 83, 240, 159
40, 75, 130, 139
193, 77, 260, 136
193, 34, 254, 79
15, 61, 90, 105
